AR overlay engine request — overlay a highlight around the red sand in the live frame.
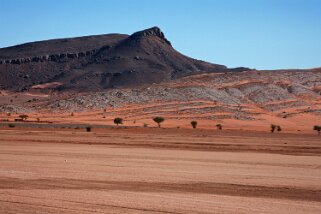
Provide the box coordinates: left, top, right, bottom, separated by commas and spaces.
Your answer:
0, 127, 321, 213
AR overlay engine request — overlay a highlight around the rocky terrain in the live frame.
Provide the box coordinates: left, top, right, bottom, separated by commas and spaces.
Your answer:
1, 69, 320, 119
0, 27, 320, 125
1, 27, 321, 214
0, 27, 237, 92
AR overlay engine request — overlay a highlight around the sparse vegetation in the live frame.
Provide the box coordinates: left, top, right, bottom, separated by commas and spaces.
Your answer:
216, 124, 222, 130
271, 124, 276, 133
114, 117, 123, 126
191, 121, 197, 129
313, 125, 321, 135
153, 117, 165, 128
19, 114, 28, 121
271, 124, 281, 133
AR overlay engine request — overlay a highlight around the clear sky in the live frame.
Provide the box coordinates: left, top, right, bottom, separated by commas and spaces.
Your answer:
0, 0, 320, 70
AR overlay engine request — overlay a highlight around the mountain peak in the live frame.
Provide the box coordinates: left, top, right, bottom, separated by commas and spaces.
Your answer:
0, 27, 228, 91
130, 27, 171, 46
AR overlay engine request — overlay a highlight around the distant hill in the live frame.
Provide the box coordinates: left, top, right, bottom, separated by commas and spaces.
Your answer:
0, 28, 320, 120
0, 27, 243, 91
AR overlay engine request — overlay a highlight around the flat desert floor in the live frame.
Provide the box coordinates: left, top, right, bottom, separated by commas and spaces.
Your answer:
0, 127, 321, 213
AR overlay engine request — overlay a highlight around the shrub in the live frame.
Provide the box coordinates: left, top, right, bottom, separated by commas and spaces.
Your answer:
37, 118, 40, 122
114, 117, 123, 126
143, 123, 148, 128
19, 114, 28, 121
8, 124, 15, 128
86, 126, 92, 132
191, 121, 197, 129
271, 124, 281, 133
271, 124, 277, 133
216, 124, 222, 130
6, 112, 11, 116
153, 117, 165, 128
71, 112, 74, 116
313, 125, 321, 135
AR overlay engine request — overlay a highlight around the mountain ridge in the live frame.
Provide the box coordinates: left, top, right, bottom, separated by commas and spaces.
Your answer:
0, 27, 243, 92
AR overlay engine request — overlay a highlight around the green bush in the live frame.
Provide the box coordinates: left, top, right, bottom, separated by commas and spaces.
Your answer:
313, 125, 321, 135
114, 117, 123, 126
271, 124, 276, 133
271, 124, 281, 133
191, 121, 197, 129
153, 117, 165, 128
19, 114, 28, 121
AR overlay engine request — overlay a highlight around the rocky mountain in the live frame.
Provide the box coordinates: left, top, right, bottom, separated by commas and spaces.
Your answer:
1, 27, 320, 121
0, 27, 240, 92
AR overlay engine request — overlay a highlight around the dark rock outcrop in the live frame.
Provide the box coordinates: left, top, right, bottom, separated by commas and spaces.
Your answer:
0, 27, 238, 91
130, 26, 171, 46
0, 49, 101, 65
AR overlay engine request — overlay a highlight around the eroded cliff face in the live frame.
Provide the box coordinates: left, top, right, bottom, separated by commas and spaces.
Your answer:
0, 48, 99, 65
129, 27, 172, 46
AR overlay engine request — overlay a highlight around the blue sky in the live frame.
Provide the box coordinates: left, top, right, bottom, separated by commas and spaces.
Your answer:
0, 0, 320, 70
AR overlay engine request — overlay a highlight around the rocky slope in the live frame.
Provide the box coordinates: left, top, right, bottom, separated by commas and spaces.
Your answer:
0, 27, 237, 91
0, 27, 320, 123
1, 69, 320, 122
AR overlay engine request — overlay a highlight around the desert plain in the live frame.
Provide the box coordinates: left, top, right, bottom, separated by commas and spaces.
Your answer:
0, 122, 321, 214
1, 26, 321, 214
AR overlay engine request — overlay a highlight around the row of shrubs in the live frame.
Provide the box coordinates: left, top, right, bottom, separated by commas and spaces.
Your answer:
82, 122, 321, 135
6, 113, 321, 135
112, 118, 321, 135
113, 117, 223, 129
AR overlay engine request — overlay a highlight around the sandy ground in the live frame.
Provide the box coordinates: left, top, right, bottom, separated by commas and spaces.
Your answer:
1, 108, 321, 134
0, 127, 321, 213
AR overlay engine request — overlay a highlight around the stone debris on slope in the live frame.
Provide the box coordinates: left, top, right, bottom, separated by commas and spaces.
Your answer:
1, 70, 320, 121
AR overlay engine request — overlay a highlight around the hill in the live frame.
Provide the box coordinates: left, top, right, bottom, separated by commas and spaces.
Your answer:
0, 27, 238, 91
0, 27, 320, 128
